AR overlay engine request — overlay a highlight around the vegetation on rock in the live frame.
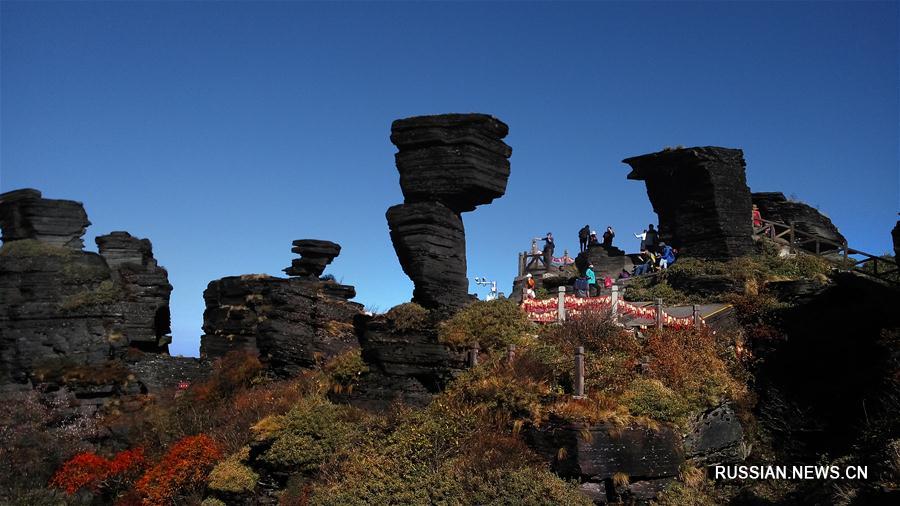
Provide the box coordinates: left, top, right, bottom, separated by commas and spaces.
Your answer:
438, 298, 533, 350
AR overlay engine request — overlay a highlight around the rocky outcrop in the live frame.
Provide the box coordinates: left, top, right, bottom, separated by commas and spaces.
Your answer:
0, 188, 90, 249
96, 232, 173, 352
893, 220, 899, 259
623, 147, 754, 259
387, 113, 512, 314
575, 244, 634, 280
684, 403, 746, 465
201, 241, 362, 377
339, 313, 468, 410
387, 202, 467, 312
752, 192, 846, 252
0, 189, 174, 413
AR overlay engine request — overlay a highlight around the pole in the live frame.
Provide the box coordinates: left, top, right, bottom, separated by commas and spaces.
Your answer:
692, 304, 700, 326
507, 344, 516, 364
467, 343, 479, 367
557, 286, 566, 322
655, 298, 663, 330
610, 285, 619, 323
574, 346, 585, 399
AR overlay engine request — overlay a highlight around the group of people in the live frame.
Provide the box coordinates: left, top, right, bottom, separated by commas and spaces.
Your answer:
632, 224, 676, 276
578, 225, 616, 252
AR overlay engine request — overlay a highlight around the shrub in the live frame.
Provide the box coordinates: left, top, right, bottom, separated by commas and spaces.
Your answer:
622, 378, 691, 425
257, 396, 364, 473
439, 299, 532, 350
60, 280, 124, 310
324, 349, 369, 388
133, 434, 222, 505
0, 239, 74, 257
207, 447, 258, 494
49, 447, 145, 496
384, 302, 430, 332
32, 358, 131, 386
445, 358, 550, 425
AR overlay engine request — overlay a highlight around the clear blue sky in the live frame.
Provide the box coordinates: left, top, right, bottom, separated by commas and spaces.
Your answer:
2, 1, 897, 357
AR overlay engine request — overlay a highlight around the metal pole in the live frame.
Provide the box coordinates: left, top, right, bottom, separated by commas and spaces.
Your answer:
557, 286, 566, 322
574, 346, 585, 398
655, 298, 663, 329
610, 285, 619, 322
692, 304, 700, 326
507, 344, 516, 364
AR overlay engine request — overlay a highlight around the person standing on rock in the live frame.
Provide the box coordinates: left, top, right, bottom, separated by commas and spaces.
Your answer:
588, 230, 599, 247
602, 226, 615, 248
541, 232, 555, 269
578, 225, 591, 252
644, 224, 659, 253
525, 273, 536, 299
585, 263, 597, 297
634, 228, 648, 251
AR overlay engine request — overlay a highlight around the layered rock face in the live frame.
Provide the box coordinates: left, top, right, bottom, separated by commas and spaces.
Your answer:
752, 192, 846, 252
201, 240, 362, 377
0, 188, 90, 248
387, 113, 512, 314
623, 147, 754, 259
0, 189, 179, 404
575, 244, 634, 279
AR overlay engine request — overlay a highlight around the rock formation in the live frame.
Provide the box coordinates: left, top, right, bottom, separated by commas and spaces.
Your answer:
752, 192, 846, 252
0, 188, 90, 248
622, 147, 755, 259
387, 113, 512, 314
893, 219, 899, 260
575, 244, 634, 280
0, 189, 186, 409
201, 240, 362, 377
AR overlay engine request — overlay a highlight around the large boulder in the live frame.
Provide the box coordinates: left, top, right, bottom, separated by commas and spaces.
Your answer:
386, 201, 468, 313
623, 147, 754, 259
575, 244, 634, 279
684, 403, 746, 465
0, 188, 90, 249
284, 239, 341, 278
391, 113, 512, 213
752, 192, 846, 252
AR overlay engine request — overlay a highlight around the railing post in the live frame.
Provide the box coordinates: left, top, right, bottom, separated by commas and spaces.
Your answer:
574, 346, 585, 399
467, 343, 479, 367
557, 286, 566, 322
842, 241, 848, 264
507, 344, 516, 364
789, 224, 795, 247
610, 285, 619, 322
692, 304, 700, 326
655, 298, 663, 330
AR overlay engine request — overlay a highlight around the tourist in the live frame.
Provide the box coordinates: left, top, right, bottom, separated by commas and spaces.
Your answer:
633, 249, 655, 276
752, 204, 762, 229
542, 232, 555, 268
602, 226, 615, 248
603, 273, 613, 289
658, 242, 676, 269
585, 263, 597, 296
525, 273, 536, 299
644, 224, 659, 252
634, 228, 648, 251
618, 269, 631, 280
588, 230, 600, 247
578, 225, 591, 252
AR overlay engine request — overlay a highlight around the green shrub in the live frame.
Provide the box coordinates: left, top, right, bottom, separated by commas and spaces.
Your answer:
622, 378, 691, 425
384, 302, 430, 332
207, 447, 258, 494
463, 467, 592, 506
200, 498, 227, 506
0, 239, 74, 258
324, 349, 369, 387
624, 277, 696, 304
439, 299, 532, 350
60, 280, 124, 310
257, 396, 362, 473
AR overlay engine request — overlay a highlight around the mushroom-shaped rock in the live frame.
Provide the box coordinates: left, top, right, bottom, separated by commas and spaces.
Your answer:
284, 239, 341, 278
392, 113, 512, 213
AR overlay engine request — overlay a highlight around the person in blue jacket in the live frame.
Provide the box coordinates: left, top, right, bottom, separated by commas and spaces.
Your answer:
658, 242, 676, 269
585, 263, 597, 296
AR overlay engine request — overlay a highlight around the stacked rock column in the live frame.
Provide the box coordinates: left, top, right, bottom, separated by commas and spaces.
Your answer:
387, 113, 512, 315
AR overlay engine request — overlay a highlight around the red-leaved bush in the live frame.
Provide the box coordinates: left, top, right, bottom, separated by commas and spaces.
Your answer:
134, 434, 222, 505
49, 447, 146, 495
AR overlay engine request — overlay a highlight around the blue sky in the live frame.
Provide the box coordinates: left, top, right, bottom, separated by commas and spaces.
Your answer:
2, 1, 897, 357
